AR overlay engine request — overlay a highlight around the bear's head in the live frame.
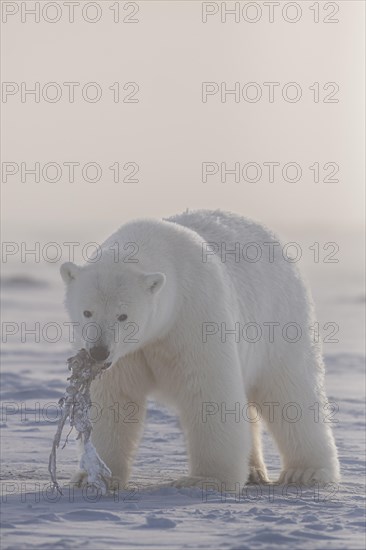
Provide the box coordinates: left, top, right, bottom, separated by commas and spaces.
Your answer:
60, 259, 166, 365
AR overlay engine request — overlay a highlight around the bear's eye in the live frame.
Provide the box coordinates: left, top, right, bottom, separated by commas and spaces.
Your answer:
83, 310, 92, 318
118, 314, 128, 322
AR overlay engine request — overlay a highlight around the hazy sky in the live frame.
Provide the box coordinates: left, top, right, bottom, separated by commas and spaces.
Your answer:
1, 0, 365, 242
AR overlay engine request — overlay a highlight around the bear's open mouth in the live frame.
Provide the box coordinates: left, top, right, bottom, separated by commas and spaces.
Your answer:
81, 348, 112, 370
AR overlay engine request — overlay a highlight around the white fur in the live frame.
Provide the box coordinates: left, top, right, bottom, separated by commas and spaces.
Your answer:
61, 209, 340, 489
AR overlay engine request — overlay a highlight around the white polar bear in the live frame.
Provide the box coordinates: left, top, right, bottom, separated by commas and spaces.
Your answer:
60, 210, 340, 489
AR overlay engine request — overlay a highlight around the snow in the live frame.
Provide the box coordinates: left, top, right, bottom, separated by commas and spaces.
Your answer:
1, 230, 365, 550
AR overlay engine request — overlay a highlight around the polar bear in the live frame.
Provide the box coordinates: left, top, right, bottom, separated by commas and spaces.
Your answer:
60, 209, 340, 489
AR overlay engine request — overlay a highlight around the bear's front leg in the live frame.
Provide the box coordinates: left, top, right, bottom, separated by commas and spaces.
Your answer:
174, 352, 252, 492
70, 352, 152, 491
71, 393, 147, 491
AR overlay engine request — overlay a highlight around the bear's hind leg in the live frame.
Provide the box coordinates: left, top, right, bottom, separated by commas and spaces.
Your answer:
248, 419, 270, 484
259, 361, 340, 485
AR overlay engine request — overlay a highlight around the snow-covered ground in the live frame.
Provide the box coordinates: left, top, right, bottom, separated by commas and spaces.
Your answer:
1, 226, 365, 549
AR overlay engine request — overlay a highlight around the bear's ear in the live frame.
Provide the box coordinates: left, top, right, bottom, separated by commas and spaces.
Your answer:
60, 262, 79, 284
142, 272, 166, 295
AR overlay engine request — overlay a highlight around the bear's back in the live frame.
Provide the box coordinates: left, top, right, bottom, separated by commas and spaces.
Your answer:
166, 209, 276, 246
166, 209, 311, 328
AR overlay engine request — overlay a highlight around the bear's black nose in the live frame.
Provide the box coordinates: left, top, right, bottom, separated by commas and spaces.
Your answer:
89, 345, 110, 362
